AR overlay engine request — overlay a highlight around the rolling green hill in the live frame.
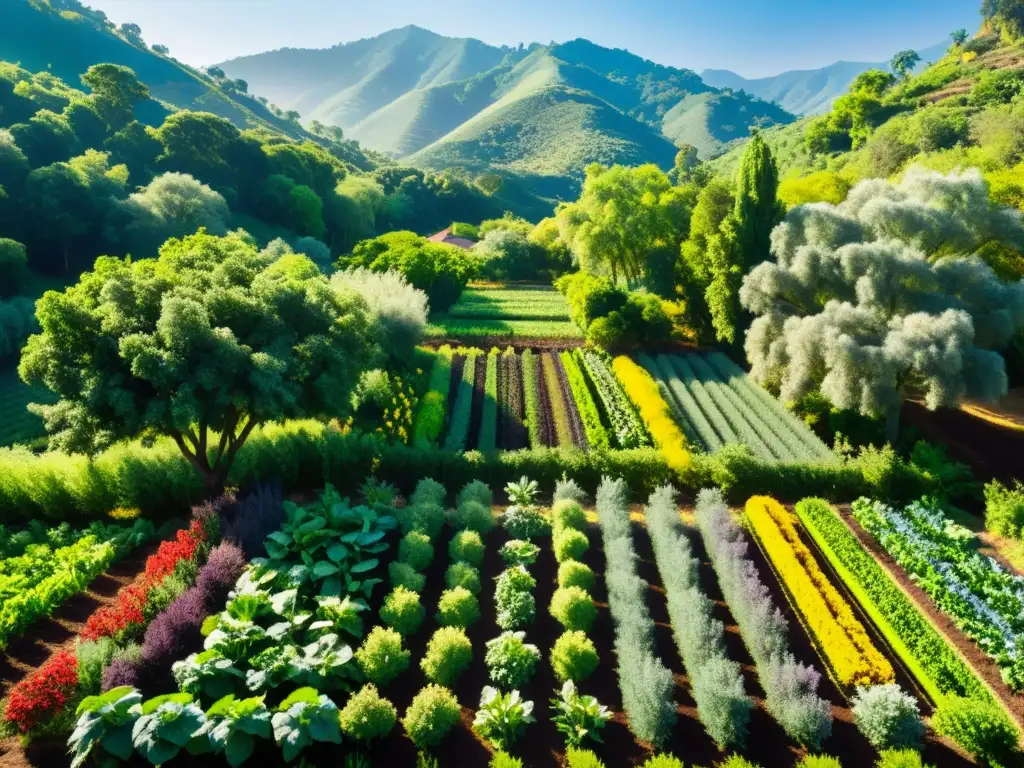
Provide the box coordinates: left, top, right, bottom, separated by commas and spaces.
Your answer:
1, 0, 311, 138
220, 27, 794, 198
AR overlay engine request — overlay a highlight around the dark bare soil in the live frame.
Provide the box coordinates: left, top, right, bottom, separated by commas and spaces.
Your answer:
902, 400, 1024, 486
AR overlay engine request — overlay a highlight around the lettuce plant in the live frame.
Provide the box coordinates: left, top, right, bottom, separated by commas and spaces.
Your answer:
172, 650, 244, 700
499, 540, 540, 568
550, 681, 612, 748
191, 694, 272, 767
472, 687, 534, 750
271, 687, 342, 762
131, 692, 206, 765
68, 686, 142, 768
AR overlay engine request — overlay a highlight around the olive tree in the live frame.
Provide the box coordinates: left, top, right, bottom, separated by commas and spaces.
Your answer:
19, 229, 378, 491
740, 167, 1024, 442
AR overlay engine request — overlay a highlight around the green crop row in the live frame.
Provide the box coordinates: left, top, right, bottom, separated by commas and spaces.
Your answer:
521, 350, 544, 449
478, 350, 499, 453
443, 351, 479, 452
576, 349, 649, 450
560, 351, 609, 450
413, 346, 452, 448
542, 353, 575, 449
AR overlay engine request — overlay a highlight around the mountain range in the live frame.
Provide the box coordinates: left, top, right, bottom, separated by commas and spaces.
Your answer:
701, 41, 950, 115
217, 26, 795, 198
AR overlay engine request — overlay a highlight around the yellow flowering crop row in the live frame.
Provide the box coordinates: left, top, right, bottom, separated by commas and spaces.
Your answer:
611, 356, 690, 471
745, 496, 894, 689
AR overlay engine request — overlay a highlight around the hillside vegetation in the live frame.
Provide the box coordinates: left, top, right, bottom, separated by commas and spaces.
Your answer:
221, 27, 794, 199
2, 0, 314, 139
701, 41, 948, 116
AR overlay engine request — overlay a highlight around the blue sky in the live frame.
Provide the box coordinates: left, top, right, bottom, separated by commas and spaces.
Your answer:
85, 0, 980, 77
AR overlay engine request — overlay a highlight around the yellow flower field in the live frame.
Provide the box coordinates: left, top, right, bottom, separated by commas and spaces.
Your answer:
611, 356, 691, 471
746, 496, 894, 689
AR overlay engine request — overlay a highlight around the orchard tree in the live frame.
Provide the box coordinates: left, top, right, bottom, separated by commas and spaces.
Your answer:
19, 229, 378, 491
740, 167, 1024, 443
556, 163, 691, 284
890, 50, 921, 80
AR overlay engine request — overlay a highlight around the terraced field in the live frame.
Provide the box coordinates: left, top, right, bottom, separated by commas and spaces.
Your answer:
426, 287, 583, 340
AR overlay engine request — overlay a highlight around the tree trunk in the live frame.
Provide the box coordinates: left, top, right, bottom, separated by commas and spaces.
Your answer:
885, 401, 901, 446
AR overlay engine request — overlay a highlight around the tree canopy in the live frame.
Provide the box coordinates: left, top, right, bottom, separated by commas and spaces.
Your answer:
19, 229, 378, 489
740, 167, 1024, 441
555, 163, 691, 284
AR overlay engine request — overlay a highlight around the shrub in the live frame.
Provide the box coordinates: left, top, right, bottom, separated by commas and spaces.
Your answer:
402, 684, 461, 749
565, 749, 606, 768
984, 480, 1024, 540
557, 560, 596, 591
330, 268, 428, 360
457, 480, 493, 509
491, 753, 524, 768
851, 684, 923, 750
499, 539, 540, 567
436, 587, 481, 629
356, 626, 410, 686
389, 561, 427, 592
485, 631, 541, 688
553, 476, 587, 505
399, 502, 447, 539
501, 505, 551, 540
421, 627, 473, 687
550, 586, 597, 632
720, 758, 762, 768
875, 750, 932, 768
411, 477, 447, 507
551, 499, 588, 532
798, 757, 843, 768
339, 684, 397, 742
495, 590, 535, 631
399, 531, 434, 571
553, 528, 589, 564
550, 631, 600, 683
445, 562, 481, 594
472, 687, 534, 750
932, 697, 1020, 766
75, 638, 115, 697
641, 757, 685, 768
454, 500, 495, 534
448, 530, 484, 566
380, 587, 425, 637
495, 567, 537, 630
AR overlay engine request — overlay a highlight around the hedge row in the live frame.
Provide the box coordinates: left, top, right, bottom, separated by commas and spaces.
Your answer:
0, 421, 944, 524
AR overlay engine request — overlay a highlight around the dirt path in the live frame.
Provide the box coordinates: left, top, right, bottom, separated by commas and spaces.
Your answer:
0, 544, 156, 767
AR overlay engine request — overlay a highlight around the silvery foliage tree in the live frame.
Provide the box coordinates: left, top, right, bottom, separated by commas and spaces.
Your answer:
740, 167, 1024, 442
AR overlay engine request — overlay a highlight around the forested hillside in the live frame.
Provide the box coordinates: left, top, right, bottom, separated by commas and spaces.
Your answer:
701, 41, 949, 115
1, 0, 310, 138
221, 27, 795, 199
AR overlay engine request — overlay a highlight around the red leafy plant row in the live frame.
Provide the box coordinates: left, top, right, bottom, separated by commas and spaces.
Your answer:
3, 517, 213, 734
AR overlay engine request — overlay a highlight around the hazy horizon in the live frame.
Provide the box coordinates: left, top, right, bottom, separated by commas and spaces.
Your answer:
83, 0, 978, 78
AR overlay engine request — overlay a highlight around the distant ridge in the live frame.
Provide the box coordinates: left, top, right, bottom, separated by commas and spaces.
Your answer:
219, 26, 796, 197
701, 41, 950, 115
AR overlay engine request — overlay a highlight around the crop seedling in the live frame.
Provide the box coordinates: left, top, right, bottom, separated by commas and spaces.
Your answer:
472, 687, 534, 750
550, 681, 613, 748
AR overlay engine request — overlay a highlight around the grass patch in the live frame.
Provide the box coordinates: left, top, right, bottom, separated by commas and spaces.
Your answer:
425, 319, 583, 339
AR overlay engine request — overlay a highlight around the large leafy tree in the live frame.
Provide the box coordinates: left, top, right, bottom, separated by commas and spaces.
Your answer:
555, 163, 691, 284
889, 50, 921, 81
682, 133, 782, 344
80, 64, 150, 130
19, 230, 378, 491
740, 167, 1024, 443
